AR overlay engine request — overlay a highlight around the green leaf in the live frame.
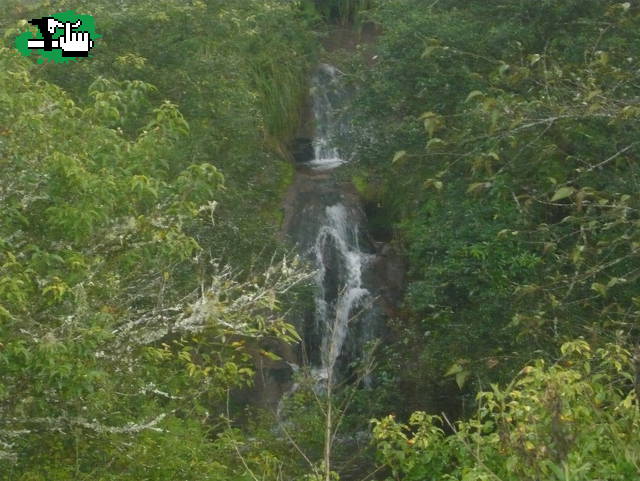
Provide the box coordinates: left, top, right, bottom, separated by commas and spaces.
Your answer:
467, 182, 491, 195
423, 178, 443, 191
445, 362, 463, 377
0, 303, 12, 320
392, 150, 407, 164
421, 46, 440, 58
465, 90, 484, 103
550, 186, 575, 202
591, 282, 607, 297
445, 359, 469, 379
455, 370, 470, 389
420, 111, 441, 138
260, 350, 282, 361
426, 138, 445, 149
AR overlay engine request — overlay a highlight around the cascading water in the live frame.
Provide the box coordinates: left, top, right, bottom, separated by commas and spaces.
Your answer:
284, 64, 380, 384
314, 203, 375, 380
307, 64, 347, 170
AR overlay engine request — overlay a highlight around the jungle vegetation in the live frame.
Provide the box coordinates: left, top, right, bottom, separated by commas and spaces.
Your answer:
1, 0, 639, 480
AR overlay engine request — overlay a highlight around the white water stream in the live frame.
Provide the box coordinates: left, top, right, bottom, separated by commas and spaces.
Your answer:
276, 62, 381, 422
301, 64, 377, 381
313, 203, 374, 379
307, 64, 348, 170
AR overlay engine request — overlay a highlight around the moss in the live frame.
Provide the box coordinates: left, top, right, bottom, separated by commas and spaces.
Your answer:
280, 160, 296, 192
351, 172, 383, 202
260, 159, 296, 227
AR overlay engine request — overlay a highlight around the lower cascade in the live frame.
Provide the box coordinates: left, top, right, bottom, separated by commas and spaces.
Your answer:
314, 203, 376, 380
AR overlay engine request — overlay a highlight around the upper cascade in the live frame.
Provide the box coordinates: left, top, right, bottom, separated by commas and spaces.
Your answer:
307, 63, 349, 170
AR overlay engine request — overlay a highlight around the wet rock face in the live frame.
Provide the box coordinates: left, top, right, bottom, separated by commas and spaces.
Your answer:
283, 170, 366, 246
292, 137, 314, 164
248, 339, 298, 410
373, 244, 407, 319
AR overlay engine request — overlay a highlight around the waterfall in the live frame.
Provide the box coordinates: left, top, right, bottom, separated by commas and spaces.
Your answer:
314, 204, 374, 379
307, 63, 348, 170
286, 63, 379, 383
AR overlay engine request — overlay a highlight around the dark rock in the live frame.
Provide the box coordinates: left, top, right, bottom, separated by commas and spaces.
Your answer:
291, 137, 314, 164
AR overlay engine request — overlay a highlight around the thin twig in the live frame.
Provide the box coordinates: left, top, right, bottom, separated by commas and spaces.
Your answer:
583, 142, 638, 173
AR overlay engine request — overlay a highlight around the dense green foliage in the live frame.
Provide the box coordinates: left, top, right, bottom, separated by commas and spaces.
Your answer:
1, 1, 315, 478
345, 0, 640, 411
338, 0, 640, 478
372, 340, 640, 480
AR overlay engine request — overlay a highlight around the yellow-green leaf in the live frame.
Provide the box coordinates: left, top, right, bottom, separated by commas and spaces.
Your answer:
591, 282, 607, 297
424, 179, 443, 190
551, 186, 575, 202
465, 90, 484, 103
426, 138, 445, 149
445, 362, 463, 377
467, 182, 491, 195
260, 350, 282, 361
455, 370, 470, 389
392, 150, 407, 164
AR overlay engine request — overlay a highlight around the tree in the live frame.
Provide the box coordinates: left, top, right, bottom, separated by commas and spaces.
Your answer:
343, 0, 640, 415
372, 339, 640, 481
0, 14, 309, 477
